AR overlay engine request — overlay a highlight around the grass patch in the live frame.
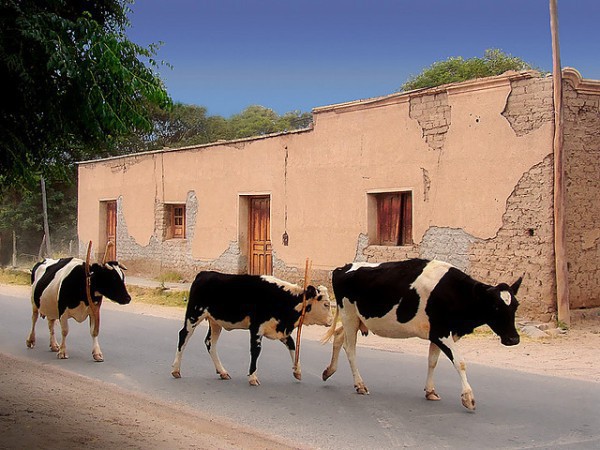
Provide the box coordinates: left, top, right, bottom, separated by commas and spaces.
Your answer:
0, 268, 31, 285
127, 285, 188, 308
156, 271, 186, 283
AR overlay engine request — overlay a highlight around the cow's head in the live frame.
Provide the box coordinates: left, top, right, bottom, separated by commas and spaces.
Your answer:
479, 277, 522, 346
303, 285, 333, 326
91, 261, 132, 305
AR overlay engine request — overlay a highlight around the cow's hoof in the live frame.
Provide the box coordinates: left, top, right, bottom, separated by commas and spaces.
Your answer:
355, 384, 369, 395
26, 339, 35, 348
171, 370, 182, 379
293, 371, 302, 381
461, 392, 476, 411
248, 375, 260, 386
57, 352, 69, 360
92, 353, 104, 362
322, 368, 334, 381
49, 344, 59, 352
219, 372, 231, 380
425, 389, 441, 401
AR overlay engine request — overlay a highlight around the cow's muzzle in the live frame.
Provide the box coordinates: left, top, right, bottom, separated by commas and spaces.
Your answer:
117, 294, 132, 305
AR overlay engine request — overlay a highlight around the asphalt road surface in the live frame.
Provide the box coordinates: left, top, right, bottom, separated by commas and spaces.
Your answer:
1, 290, 598, 449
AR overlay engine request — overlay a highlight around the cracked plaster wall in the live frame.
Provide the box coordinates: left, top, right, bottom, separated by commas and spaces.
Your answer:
357, 75, 558, 319
114, 191, 245, 278
563, 78, 600, 309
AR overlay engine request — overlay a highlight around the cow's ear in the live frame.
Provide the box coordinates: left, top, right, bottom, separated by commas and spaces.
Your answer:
511, 277, 523, 295
306, 285, 317, 299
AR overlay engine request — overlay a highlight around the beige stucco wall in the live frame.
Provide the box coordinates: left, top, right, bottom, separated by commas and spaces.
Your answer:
77, 70, 600, 319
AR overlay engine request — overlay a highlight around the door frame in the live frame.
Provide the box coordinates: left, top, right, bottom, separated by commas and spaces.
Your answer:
100, 200, 117, 261
239, 193, 272, 275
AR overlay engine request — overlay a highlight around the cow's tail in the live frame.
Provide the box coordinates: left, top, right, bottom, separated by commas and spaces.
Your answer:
320, 306, 341, 344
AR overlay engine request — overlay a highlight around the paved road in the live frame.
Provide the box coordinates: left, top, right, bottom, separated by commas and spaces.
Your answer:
1, 289, 598, 449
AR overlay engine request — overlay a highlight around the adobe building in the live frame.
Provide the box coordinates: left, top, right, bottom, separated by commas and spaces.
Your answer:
77, 68, 600, 321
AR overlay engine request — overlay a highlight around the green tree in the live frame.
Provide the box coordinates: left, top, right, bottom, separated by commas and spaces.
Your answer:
229, 105, 280, 138
156, 103, 233, 148
0, 176, 77, 264
277, 110, 313, 131
228, 105, 312, 139
0, 0, 171, 187
401, 49, 538, 92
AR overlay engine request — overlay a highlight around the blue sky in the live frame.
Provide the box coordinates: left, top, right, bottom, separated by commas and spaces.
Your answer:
127, 0, 600, 118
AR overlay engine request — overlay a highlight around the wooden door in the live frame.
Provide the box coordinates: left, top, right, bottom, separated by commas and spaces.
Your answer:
249, 196, 272, 275
105, 201, 117, 261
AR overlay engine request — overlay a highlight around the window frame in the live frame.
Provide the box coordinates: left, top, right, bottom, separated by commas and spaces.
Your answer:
165, 203, 186, 240
368, 190, 413, 246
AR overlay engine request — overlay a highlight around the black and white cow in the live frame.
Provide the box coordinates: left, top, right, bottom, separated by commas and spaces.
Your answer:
322, 259, 522, 410
27, 257, 131, 361
171, 271, 333, 386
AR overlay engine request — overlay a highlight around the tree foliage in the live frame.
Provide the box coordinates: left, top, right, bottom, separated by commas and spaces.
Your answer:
0, 176, 77, 263
401, 49, 538, 92
228, 105, 311, 139
0, 0, 171, 187
120, 104, 313, 152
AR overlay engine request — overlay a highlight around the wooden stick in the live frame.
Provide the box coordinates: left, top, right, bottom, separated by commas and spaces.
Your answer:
294, 258, 312, 376
102, 240, 114, 264
85, 241, 99, 333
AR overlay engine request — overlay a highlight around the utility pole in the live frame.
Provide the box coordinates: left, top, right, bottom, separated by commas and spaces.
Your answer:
550, 0, 570, 327
41, 177, 52, 257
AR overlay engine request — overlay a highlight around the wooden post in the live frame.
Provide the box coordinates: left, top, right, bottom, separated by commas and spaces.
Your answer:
550, 0, 570, 327
40, 177, 52, 256
12, 230, 17, 267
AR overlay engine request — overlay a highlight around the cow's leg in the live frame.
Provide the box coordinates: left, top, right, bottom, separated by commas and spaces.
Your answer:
424, 341, 442, 401
205, 320, 231, 380
26, 305, 39, 349
171, 313, 204, 378
89, 313, 103, 362
322, 325, 345, 381
47, 319, 60, 352
281, 336, 301, 380
339, 305, 367, 394
433, 334, 475, 410
248, 328, 262, 386
57, 315, 70, 359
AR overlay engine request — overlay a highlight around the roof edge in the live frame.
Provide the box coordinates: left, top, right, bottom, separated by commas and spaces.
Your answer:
312, 70, 542, 114
77, 126, 312, 166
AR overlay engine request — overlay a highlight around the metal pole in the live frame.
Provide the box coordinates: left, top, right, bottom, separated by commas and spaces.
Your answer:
40, 177, 52, 256
550, 0, 570, 327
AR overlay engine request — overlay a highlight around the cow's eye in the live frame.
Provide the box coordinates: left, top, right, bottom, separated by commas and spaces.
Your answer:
324, 302, 330, 308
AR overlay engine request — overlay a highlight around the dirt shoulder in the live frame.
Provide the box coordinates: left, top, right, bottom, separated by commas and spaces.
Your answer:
0, 352, 304, 450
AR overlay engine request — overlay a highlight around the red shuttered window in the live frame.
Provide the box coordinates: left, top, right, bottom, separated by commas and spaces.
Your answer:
376, 192, 412, 246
